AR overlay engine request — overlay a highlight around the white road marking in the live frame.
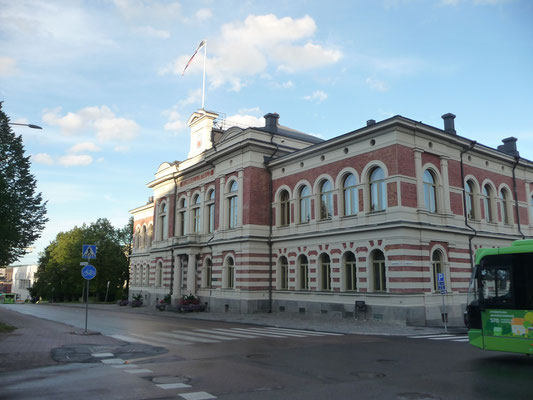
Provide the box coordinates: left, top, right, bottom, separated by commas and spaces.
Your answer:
428, 336, 467, 341
100, 358, 125, 364
178, 392, 217, 400
171, 329, 236, 341
127, 332, 193, 347
228, 328, 289, 338
408, 334, 456, 339
210, 328, 261, 338
451, 338, 470, 342
110, 334, 151, 344
156, 383, 192, 389
112, 364, 138, 368
92, 352, 114, 358
241, 328, 307, 337
155, 331, 219, 343
125, 368, 152, 374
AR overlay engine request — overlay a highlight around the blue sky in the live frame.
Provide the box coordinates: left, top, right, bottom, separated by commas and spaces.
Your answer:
1, 0, 532, 265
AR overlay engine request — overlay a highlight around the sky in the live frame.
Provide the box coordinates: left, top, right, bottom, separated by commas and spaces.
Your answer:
1, 0, 532, 266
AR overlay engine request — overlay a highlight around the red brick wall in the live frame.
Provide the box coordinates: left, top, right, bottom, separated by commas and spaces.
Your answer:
401, 182, 417, 208
243, 166, 271, 225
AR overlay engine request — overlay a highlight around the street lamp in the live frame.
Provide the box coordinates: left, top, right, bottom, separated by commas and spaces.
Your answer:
8, 122, 43, 129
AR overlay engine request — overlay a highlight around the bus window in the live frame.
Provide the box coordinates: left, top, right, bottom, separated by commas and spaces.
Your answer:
479, 261, 513, 307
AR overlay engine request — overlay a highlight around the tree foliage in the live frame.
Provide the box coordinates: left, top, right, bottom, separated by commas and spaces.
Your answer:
32, 218, 131, 302
0, 102, 48, 266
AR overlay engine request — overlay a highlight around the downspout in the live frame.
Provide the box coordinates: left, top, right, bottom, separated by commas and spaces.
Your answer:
512, 156, 525, 239
264, 137, 280, 314
170, 175, 179, 298
460, 141, 477, 272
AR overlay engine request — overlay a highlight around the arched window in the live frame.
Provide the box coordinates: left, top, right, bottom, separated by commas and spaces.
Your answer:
298, 255, 309, 290
141, 225, 147, 248
228, 181, 238, 229
465, 180, 476, 219
483, 185, 494, 222
155, 261, 163, 287
371, 250, 386, 292
192, 194, 201, 233
320, 254, 332, 291
144, 264, 150, 285
147, 224, 153, 247
344, 251, 357, 291
177, 197, 187, 236
158, 202, 168, 240
225, 257, 235, 289
135, 226, 140, 248
204, 258, 212, 288
319, 180, 333, 220
369, 167, 386, 212
343, 174, 358, 216
431, 250, 444, 292
206, 189, 215, 233
279, 190, 290, 226
139, 265, 143, 286
500, 189, 510, 224
278, 256, 288, 290
423, 170, 437, 213
299, 185, 311, 223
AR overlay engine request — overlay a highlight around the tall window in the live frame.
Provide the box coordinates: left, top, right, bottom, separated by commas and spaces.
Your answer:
158, 202, 168, 240
177, 198, 187, 236
135, 227, 140, 248
155, 261, 163, 287
206, 189, 215, 233
147, 224, 153, 247
343, 174, 358, 216
279, 190, 290, 226
278, 256, 288, 290
369, 167, 386, 212
204, 258, 212, 288
500, 189, 510, 224
228, 181, 238, 229
344, 251, 357, 291
299, 186, 311, 223
372, 250, 386, 292
465, 180, 476, 219
192, 194, 201, 233
298, 255, 309, 290
320, 254, 332, 291
431, 250, 444, 292
423, 170, 437, 213
141, 225, 147, 248
144, 264, 150, 285
319, 180, 333, 220
483, 185, 494, 222
139, 265, 144, 286
226, 257, 235, 289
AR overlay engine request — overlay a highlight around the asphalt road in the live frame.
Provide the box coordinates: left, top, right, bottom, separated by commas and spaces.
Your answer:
1, 304, 532, 400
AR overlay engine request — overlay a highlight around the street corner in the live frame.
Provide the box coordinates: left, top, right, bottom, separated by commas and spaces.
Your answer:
52, 342, 168, 364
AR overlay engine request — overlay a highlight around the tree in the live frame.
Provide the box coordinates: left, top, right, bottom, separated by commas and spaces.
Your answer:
33, 218, 130, 302
0, 102, 48, 266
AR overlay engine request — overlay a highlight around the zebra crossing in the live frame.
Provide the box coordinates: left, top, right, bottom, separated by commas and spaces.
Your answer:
407, 333, 469, 342
111, 326, 342, 347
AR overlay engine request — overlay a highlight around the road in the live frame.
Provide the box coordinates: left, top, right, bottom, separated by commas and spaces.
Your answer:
1, 303, 532, 400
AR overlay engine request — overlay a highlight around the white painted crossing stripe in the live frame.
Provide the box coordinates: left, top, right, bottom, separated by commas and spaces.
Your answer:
92, 352, 114, 358
263, 327, 325, 336
228, 328, 289, 338
110, 334, 152, 344
100, 358, 125, 364
240, 328, 307, 337
452, 338, 470, 342
265, 327, 343, 336
112, 364, 138, 369
128, 332, 192, 347
171, 330, 236, 341
178, 392, 217, 400
428, 336, 467, 341
156, 383, 192, 389
408, 334, 456, 339
156, 331, 218, 343
210, 328, 261, 338
125, 368, 152, 374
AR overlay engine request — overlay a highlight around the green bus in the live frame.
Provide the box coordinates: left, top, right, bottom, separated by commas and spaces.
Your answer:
465, 239, 533, 355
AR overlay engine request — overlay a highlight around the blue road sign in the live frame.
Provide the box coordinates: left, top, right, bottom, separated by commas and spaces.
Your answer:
81, 264, 97, 280
437, 273, 446, 292
82, 244, 97, 259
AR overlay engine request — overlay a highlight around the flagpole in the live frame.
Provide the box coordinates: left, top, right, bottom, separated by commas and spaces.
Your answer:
201, 40, 207, 109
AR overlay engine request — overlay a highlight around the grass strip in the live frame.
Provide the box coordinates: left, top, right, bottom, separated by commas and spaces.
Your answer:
0, 322, 16, 333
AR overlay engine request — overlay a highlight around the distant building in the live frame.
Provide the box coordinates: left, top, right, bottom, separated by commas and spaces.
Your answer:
0, 267, 13, 293
10, 264, 38, 300
129, 109, 533, 326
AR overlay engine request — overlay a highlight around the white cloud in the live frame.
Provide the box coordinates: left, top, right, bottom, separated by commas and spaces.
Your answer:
113, 0, 182, 21
366, 77, 389, 92
195, 8, 213, 21
58, 154, 93, 167
136, 25, 170, 39
165, 14, 342, 91
238, 107, 260, 115
225, 114, 265, 129
43, 105, 140, 143
32, 153, 54, 165
282, 80, 294, 88
304, 90, 328, 103
68, 142, 101, 153
0, 56, 17, 77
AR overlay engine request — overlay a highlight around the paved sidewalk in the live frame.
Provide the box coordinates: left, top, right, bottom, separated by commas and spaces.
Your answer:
0, 307, 122, 373
45, 301, 462, 336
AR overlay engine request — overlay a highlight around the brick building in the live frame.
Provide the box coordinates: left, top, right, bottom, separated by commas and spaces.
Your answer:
129, 109, 533, 326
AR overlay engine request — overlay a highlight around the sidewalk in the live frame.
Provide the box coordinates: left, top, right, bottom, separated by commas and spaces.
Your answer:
48, 301, 464, 336
0, 307, 121, 373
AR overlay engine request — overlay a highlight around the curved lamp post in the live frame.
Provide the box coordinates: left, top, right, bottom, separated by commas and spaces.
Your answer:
9, 122, 43, 129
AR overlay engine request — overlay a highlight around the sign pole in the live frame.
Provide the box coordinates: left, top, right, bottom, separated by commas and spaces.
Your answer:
85, 280, 89, 334
441, 291, 447, 333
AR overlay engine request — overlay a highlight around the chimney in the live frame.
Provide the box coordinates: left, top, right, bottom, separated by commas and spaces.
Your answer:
264, 113, 279, 133
497, 137, 519, 157
367, 119, 376, 126
441, 113, 456, 134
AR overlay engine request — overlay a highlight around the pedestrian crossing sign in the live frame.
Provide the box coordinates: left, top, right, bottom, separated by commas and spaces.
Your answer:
82, 244, 97, 259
